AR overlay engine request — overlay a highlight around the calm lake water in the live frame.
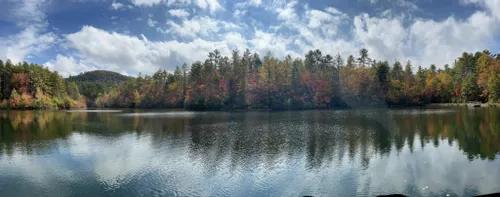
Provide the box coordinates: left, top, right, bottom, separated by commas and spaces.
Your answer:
1, 108, 500, 197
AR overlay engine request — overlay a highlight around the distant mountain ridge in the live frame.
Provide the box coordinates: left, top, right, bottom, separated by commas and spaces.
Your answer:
67, 70, 131, 83
66, 70, 132, 106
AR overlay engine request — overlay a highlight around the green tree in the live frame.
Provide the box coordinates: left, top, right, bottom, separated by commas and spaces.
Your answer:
357, 48, 371, 67
375, 61, 390, 102
133, 90, 141, 107
390, 61, 404, 81
0, 60, 3, 99
181, 63, 188, 107
346, 55, 355, 68
67, 82, 80, 100
10, 89, 21, 108
2, 60, 13, 99
461, 74, 481, 102
331, 54, 343, 107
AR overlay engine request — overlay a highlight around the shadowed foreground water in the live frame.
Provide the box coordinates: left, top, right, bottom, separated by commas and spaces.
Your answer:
1, 108, 500, 197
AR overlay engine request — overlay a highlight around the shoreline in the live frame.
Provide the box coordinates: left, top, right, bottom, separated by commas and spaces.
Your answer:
426, 103, 500, 107
3, 103, 500, 112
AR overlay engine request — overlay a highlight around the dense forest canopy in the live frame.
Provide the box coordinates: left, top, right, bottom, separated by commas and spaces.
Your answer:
67, 70, 131, 106
67, 70, 131, 83
0, 60, 85, 109
94, 48, 500, 110
1, 48, 500, 110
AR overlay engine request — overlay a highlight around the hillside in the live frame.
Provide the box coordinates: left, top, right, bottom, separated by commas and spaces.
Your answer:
67, 70, 131, 83
66, 70, 132, 106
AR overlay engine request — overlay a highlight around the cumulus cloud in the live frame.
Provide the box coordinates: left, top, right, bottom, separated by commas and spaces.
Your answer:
161, 16, 240, 38
267, 0, 500, 68
44, 54, 97, 77
16, 0, 500, 76
460, 0, 500, 21
233, 9, 247, 18
168, 9, 190, 18
366, 0, 420, 11
276, 0, 299, 22
250, 30, 298, 59
131, 0, 163, 6
57, 26, 252, 74
353, 13, 407, 62
353, 10, 499, 67
234, 0, 262, 8
271, 2, 357, 58
306, 8, 348, 37
111, 1, 123, 10
0, 27, 56, 63
0, 0, 57, 63
131, 0, 221, 13
147, 18, 158, 27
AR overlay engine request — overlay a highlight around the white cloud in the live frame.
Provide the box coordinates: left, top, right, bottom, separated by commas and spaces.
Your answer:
325, 7, 343, 15
276, 0, 299, 23
267, 0, 500, 69
351, 9, 500, 67
366, 0, 420, 11
225, 32, 249, 50
306, 8, 347, 36
168, 9, 190, 18
58, 26, 253, 75
250, 30, 298, 59
353, 13, 407, 62
0, 0, 57, 63
44, 54, 97, 77
407, 11, 498, 67
131, 0, 222, 13
250, 0, 262, 6
162, 16, 240, 38
271, 3, 357, 58
233, 9, 247, 18
0, 27, 56, 64
196, 0, 223, 13
111, 1, 123, 10
147, 18, 158, 27
131, 0, 163, 6
395, 0, 420, 11
460, 0, 500, 21
165, 17, 219, 38
12, 0, 500, 77
235, 0, 262, 8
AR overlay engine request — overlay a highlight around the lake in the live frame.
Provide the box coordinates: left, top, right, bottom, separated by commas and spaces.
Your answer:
0, 108, 499, 197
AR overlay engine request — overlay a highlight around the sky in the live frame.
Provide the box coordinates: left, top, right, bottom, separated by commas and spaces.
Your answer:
0, 0, 499, 77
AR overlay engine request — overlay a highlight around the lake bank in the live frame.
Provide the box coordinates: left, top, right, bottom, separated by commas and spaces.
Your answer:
426, 103, 500, 107
4, 103, 500, 111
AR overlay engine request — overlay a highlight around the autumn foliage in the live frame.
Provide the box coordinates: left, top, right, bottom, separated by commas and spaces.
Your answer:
0, 60, 86, 109
90, 49, 500, 110
4, 48, 500, 111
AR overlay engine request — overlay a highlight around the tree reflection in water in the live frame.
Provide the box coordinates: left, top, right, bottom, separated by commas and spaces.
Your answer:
1, 107, 499, 166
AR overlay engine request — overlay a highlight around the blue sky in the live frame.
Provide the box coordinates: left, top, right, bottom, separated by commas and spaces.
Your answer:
0, 0, 499, 77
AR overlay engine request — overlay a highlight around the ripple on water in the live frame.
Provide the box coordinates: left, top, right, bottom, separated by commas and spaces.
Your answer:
118, 111, 202, 118
66, 110, 123, 113
388, 109, 456, 115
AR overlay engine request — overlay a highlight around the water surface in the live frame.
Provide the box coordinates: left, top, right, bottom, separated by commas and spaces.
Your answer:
1, 108, 500, 197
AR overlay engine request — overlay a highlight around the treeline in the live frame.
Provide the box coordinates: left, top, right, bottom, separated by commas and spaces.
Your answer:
67, 70, 131, 106
94, 49, 500, 110
0, 60, 86, 109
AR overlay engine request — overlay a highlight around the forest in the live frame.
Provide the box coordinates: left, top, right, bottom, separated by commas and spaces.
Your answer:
94, 48, 500, 110
1, 48, 500, 110
0, 60, 86, 109
66, 70, 131, 106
